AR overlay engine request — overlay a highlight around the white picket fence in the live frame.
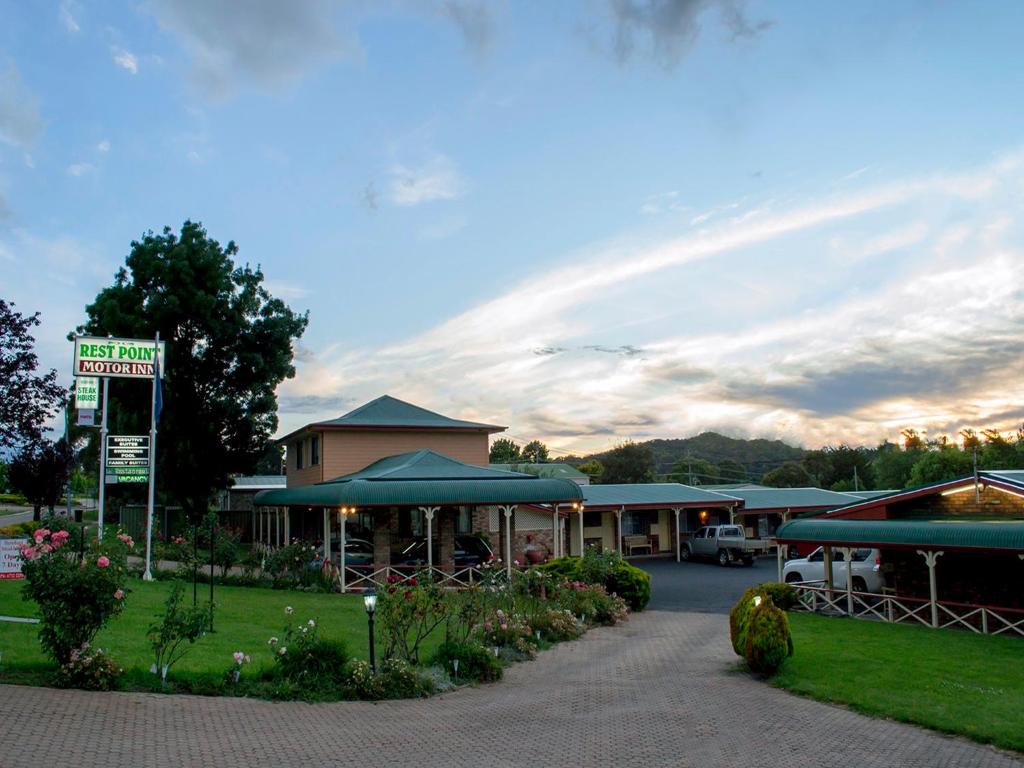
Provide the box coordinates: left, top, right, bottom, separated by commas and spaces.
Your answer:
790, 581, 1024, 638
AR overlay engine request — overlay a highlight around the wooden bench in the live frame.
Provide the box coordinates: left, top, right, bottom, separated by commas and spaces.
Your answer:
623, 535, 653, 556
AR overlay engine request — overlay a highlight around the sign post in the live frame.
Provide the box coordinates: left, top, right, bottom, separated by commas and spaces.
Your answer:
143, 333, 162, 582
98, 377, 109, 539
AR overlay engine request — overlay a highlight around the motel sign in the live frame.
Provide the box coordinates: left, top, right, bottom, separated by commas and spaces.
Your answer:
73, 337, 167, 379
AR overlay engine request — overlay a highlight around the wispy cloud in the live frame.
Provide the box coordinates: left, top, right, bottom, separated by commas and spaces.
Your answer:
389, 154, 467, 206
278, 149, 1024, 451
66, 162, 94, 177
59, 1, 80, 33
112, 48, 139, 74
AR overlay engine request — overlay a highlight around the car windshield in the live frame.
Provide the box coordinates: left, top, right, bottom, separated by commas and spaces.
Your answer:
720, 527, 741, 537
851, 548, 874, 562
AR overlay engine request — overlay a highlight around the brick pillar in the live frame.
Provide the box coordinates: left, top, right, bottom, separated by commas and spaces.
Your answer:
439, 508, 456, 569
373, 508, 392, 567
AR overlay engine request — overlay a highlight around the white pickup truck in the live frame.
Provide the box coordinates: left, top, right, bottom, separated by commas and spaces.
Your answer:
680, 525, 756, 567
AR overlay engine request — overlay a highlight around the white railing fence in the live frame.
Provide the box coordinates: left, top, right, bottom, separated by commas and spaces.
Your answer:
790, 581, 1024, 638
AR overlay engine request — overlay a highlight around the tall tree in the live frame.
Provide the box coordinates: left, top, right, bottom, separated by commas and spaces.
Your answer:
489, 438, 521, 463
520, 440, 550, 463
716, 458, 748, 483
74, 221, 308, 522
761, 462, 813, 488
0, 300, 66, 451
576, 459, 604, 482
9, 439, 74, 520
601, 441, 654, 484
871, 441, 919, 490
668, 456, 718, 485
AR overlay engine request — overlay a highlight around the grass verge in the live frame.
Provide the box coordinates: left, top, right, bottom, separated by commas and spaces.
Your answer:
774, 612, 1024, 753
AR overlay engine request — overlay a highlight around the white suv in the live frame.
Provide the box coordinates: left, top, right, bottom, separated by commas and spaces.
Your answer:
783, 547, 884, 593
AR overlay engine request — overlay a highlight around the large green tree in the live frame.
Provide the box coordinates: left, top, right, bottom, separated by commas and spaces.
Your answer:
489, 438, 521, 463
520, 440, 550, 463
907, 447, 973, 486
9, 439, 74, 519
601, 441, 654, 484
74, 221, 308, 521
668, 456, 718, 485
761, 461, 813, 488
871, 441, 921, 489
0, 299, 66, 451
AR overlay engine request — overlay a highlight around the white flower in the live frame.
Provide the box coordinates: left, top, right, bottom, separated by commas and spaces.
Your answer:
268, 636, 278, 645
285, 606, 293, 615
279, 647, 287, 655
307, 619, 316, 628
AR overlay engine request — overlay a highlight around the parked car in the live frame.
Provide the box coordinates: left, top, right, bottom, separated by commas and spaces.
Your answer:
391, 535, 494, 567
783, 547, 883, 592
680, 525, 755, 566
324, 537, 375, 574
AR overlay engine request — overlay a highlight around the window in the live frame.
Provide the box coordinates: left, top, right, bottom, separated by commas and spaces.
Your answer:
310, 435, 320, 466
294, 440, 304, 470
720, 527, 742, 538
624, 510, 658, 536
583, 511, 602, 528
456, 507, 472, 534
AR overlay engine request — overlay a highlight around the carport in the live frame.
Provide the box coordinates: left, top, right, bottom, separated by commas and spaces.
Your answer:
775, 517, 1024, 636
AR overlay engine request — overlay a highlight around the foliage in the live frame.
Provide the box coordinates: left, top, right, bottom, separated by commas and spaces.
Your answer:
444, 584, 492, 644
539, 549, 650, 611
430, 639, 503, 682
520, 440, 550, 463
53, 643, 123, 691
0, 460, 8, 494
264, 541, 323, 585
730, 585, 797, 661
668, 456, 719, 485
8, 439, 75, 520
761, 461, 813, 488
377, 575, 450, 664
197, 515, 242, 576
339, 657, 431, 700
600, 441, 654, 484
528, 608, 582, 642
489, 437, 521, 463
742, 597, 793, 674
20, 527, 131, 664
147, 581, 209, 677
907, 447, 974, 487
576, 459, 604, 481
870, 442, 920, 489
559, 582, 628, 626
0, 299, 66, 451
606, 561, 652, 611
74, 220, 308, 522
158, 534, 196, 567
269, 606, 349, 687
476, 608, 536, 657
754, 581, 798, 610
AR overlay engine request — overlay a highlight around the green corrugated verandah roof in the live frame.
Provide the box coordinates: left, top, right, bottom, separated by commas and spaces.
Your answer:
254, 450, 583, 508
775, 518, 1024, 552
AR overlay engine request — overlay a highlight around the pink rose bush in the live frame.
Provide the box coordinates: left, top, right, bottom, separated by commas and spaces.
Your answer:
20, 525, 131, 667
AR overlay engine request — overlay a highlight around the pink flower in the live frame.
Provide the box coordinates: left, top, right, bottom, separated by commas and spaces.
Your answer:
52, 530, 70, 542
233, 651, 245, 665
278, 647, 287, 655
34, 529, 49, 543
113, 589, 124, 600
96, 556, 110, 568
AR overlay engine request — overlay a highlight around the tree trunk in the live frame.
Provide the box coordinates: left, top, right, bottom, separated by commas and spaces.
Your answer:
33, 504, 41, 522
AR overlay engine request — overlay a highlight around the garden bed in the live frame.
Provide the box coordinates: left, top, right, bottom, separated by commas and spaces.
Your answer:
773, 612, 1024, 753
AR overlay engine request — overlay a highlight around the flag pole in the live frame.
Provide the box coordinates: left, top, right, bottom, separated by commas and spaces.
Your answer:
143, 332, 160, 581
98, 376, 109, 541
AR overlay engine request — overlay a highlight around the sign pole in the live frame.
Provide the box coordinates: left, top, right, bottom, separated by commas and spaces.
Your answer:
64, 399, 72, 519
143, 332, 160, 582
97, 376, 109, 541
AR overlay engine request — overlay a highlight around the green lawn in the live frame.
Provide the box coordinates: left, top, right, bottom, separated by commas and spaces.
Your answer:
0, 578, 417, 688
775, 612, 1024, 753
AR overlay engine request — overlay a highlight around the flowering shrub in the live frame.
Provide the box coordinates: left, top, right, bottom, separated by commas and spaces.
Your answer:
148, 581, 209, 678
53, 643, 122, 691
377, 575, 449, 664
558, 582, 628, 626
20, 526, 131, 664
159, 534, 196, 567
265, 542, 322, 586
476, 608, 535, 657
529, 608, 582, 642
429, 640, 503, 683
339, 657, 431, 700
270, 607, 349, 687
224, 650, 252, 684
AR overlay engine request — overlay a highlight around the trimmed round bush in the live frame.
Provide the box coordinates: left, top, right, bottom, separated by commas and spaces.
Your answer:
430, 640, 503, 683
742, 598, 793, 674
606, 561, 651, 611
729, 583, 798, 655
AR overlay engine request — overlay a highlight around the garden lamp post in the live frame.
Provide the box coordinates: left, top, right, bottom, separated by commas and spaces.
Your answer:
363, 587, 377, 673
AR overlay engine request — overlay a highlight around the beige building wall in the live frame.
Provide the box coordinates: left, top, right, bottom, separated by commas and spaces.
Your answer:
287, 429, 490, 488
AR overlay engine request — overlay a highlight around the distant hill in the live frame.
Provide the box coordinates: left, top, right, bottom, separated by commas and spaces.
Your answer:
570, 431, 806, 481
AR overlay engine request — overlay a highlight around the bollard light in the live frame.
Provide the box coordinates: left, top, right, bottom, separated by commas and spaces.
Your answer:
364, 587, 377, 673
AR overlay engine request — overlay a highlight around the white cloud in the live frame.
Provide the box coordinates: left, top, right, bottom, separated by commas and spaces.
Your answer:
96, 139, 110, 153
0, 62, 44, 149
278, 148, 1024, 451
113, 49, 139, 74
263, 280, 310, 300
639, 190, 687, 215
389, 154, 466, 206
66, 162, 94, 177
59, 1, 80, 33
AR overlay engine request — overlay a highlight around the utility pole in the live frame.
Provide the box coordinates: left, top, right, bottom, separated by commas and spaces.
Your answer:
853, 465, 860, 492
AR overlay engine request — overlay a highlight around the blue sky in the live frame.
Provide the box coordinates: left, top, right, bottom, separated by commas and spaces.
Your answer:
3, 1, 1024, 454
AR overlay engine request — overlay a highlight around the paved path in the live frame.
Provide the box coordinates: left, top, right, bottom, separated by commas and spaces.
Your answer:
2, 605, 1020, 767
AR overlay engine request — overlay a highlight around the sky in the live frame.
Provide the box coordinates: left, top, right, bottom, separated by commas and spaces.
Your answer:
2, 0, 1024, 456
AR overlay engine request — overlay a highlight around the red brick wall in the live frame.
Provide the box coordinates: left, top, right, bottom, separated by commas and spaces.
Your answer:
889, 485, 1024, 519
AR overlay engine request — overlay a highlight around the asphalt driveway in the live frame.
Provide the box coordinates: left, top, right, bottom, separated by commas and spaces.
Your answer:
640, 555, 775, 613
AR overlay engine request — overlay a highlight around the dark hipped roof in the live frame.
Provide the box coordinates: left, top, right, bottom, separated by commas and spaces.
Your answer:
254, 450, 582, 508
279, 395, 505, 442
775, 517, 1024, 552
581, 483, 741, 510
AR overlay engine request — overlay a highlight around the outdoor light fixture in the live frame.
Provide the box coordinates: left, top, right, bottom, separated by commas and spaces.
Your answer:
363, 587, 377, 673
753, 595, 762, 607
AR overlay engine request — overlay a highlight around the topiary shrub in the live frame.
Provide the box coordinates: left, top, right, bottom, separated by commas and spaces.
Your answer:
430, 640, 503, 683
536, 556, 581, 580
606, 561, 651, 611
756, 581, 798, 610
729, 583, 798, 655
742, 597, 793, 675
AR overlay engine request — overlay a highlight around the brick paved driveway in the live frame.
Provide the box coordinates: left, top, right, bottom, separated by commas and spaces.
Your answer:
3, 600, 1020, 768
